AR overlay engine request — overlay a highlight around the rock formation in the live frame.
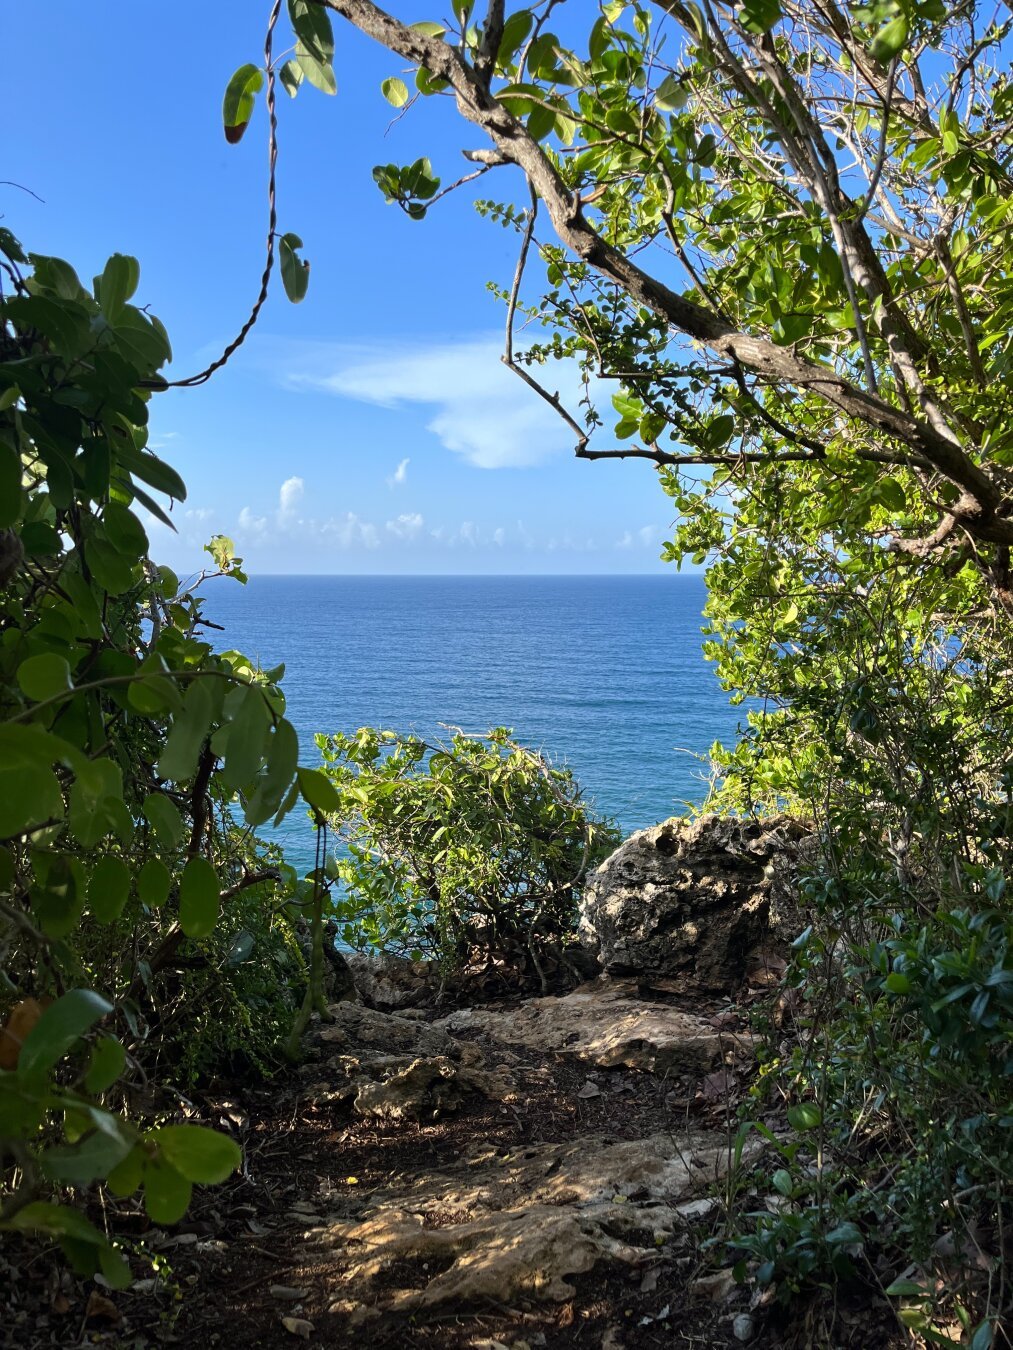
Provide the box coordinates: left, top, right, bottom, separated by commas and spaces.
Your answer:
579, 813, 807, 992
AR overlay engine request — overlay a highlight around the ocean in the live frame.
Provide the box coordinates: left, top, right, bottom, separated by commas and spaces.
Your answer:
205, 574, 747, 870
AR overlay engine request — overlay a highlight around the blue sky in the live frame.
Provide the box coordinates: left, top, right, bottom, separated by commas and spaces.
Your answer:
5, 1, 677, 575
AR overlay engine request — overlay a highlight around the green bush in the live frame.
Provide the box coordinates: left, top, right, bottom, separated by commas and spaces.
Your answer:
317, 726, 620, 986
0, 230, 320, 1280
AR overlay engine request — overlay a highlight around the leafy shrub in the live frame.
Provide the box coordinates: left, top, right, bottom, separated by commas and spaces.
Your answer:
0, 230, 323, 1279
317, 726, 620, 986
700, 539, 1013, 1340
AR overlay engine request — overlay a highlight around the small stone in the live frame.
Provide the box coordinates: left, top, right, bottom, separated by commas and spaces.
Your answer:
576, 1079, 602, 1099
732, 1313, 756, 1342
270, 1286, 309, 1301
281, 1316, 314, 1339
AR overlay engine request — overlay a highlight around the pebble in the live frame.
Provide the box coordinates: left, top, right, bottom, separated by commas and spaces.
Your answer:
271, 1286, 309, 1301
732, 1312, 756, 1342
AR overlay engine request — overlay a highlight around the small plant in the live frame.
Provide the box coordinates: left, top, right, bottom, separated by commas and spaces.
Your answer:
317, 725, 620, 987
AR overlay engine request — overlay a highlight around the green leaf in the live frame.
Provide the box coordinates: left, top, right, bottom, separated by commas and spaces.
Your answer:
88, 855, 132, 924
42, 1126, 133, 1185
885, 1278, 928, 1297
245, 717, 299, 826
826, 1221, 863, 1247
297, 765, 343, 814
970, 1321, 994, 1350
869, 14, 909, 62
17, 653, 73, 702
295, 42, 337, 94
138, 857, 172, 909
178, 856, 220, 938
152, 1125, 241, 1183
0, 441, 22, 528
68, 758, 124, 847
222, 63, 264, 144
279, 58, 304, 97
382, 76, 410, 108
30, 856, 85, 937
96, 254, 140, 322
740, 0, 781, 33
142, 1156, 192, 1224
279, 233, 310, 304
772, 1168, 793, 1196
18, 989, 112, 1081
103, 501, 148, 556
157, 679, 213, 782
85, 1035, 126, 1094
786, 1103, 822, 1131
221, 686, 270, 791
106, 1145, 145, 1198
0, 764, 64, 838
116, 444, 187, 502
288, 0, 334, 64
2, 1200, 110, 1247
143, 793, 186, 848
885, 971, 911, 994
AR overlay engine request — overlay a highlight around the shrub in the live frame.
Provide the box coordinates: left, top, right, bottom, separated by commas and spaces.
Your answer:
317, 725, 620, 986
0, 230, 314, 1280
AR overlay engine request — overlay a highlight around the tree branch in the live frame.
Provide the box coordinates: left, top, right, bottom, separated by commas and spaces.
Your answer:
324, 0, 1013, 546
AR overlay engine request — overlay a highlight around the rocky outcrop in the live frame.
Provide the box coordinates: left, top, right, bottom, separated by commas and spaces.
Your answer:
438, 979, 744, 1074
345, 950, 436, 1010
305, 1003, 514, 1120
314, 1120, 747, 1319
579, 814, 807, 992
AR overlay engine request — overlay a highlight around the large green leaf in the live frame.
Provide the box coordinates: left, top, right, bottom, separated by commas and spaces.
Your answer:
142, 1156, 192, 1224
95, 254, 140, 322
279, 233, 310, 304
143, 792, 186, 847
157, 679, 214, 782
88, 855, 131, 924
221, 685, 270, 790
17, 653, 73, 702
245, 717, 299, 826
288, 0, 334, 64
152, 1125, 241, 1183
178, 856, 220, 938
0, 441, 22, 528
222, 63, 264, 144
18, 990, 112, 1081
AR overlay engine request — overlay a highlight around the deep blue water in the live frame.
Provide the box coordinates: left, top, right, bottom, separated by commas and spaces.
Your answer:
205, 575, 746, 870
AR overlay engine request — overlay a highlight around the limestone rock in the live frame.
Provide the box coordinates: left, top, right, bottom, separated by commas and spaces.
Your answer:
579, 814, 807, 992
313, 1129, 743, 1317
351, 1054, 513, 1120
318, 1002, 455, 1058
346, 950, 436, 1010
438, 981, 737, 1075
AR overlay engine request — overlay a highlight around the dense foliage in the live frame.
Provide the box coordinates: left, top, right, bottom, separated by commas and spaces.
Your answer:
318, 725, 620, 985
263, 0, 1013, 1338
0, 231, 334, 1278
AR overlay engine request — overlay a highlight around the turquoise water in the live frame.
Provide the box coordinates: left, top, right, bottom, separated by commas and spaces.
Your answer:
205, 574, 746, 870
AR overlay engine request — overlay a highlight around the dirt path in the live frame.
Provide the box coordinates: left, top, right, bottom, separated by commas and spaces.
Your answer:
1, 984, 904, 1350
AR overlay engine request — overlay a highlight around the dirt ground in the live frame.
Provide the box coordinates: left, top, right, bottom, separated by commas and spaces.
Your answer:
0, 993, 909, 1350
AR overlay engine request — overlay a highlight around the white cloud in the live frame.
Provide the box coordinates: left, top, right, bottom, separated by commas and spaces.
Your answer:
284, 336, 594, 470
320, 512, 380, 549
387, 457, 410, 488
386, 512, 424, 540
617, 524, 660, 550
279, 476, 304, 521
238, 506, 267, 535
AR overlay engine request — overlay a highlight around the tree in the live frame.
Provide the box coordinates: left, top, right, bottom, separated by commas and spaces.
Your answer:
247, 2, 1013, 1330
